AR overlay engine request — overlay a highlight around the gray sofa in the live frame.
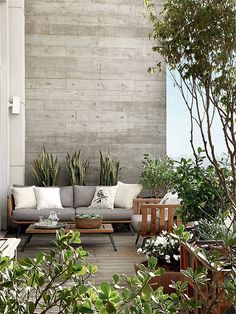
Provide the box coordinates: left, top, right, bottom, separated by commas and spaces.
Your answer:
8, 185, 134, 236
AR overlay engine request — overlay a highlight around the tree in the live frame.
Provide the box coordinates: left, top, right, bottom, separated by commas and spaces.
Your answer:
145, 0, 236, 216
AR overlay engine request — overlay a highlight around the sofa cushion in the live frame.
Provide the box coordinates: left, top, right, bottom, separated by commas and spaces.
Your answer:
115, 181, 142, 209
131, 214, 160, 233
12, 186, 37, 209
75, 207, 132, 221
74, 186, 96, 207
90, 186, 118, 209
34, 187, 63, 210
12, 208, 75, 222
60, 186, 73, 207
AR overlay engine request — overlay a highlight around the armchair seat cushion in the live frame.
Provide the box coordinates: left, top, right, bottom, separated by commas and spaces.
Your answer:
131, 214, 160, 233
12, 208, 75, 222
75, 207, 133, 221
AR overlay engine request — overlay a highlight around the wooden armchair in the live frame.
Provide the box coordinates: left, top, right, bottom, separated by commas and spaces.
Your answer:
131, 198, 181, 245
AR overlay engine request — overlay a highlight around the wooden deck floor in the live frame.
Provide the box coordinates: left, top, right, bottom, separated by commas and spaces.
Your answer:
10, 229, 144, 283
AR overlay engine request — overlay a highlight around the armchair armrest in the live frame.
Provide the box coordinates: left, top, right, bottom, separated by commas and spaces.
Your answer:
133, 197, 161, 215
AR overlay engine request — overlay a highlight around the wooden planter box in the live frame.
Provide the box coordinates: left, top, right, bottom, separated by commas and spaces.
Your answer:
180, 240, 234, 313
135, 260, 181, 294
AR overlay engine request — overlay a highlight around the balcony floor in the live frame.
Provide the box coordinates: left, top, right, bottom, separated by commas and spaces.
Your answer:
9, 228, 144, 283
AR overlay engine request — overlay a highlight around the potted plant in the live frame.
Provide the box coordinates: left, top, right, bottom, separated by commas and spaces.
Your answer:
140, 154, 175, 198
66, 150, 89, 186
133, 154, 175, 214
75, 213, 103, 229
135, 231, 181, 293
32, 147, 59, 186
173, 158, 231, 223
99, 150, 120, 186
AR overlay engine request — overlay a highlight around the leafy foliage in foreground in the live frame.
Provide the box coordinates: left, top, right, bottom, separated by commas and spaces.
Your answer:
0, 230, 235, 313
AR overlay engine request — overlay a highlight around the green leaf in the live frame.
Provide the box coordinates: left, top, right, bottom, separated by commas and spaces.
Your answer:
101, 282, 111, 298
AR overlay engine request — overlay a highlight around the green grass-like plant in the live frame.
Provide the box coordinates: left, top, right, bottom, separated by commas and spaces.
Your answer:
32, 148, 59, 186
66, 151, 89, 186
99, 151, 120, 186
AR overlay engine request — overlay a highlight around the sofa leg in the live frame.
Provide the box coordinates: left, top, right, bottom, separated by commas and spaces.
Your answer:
128, 224, 134, 236
135, 233, 140, 245
16, 224, 23, 238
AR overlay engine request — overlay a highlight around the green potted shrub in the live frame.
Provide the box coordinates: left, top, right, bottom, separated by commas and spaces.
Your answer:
66, 150, 89, 186
140, 154, 175, 198
173, 158, 231, 223
32, 147, 59, 186
99, 150, 120, 186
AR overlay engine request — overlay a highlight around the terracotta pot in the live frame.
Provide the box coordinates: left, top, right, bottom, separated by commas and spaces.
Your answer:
135, 260, 181, 294
75, 217, 103, 229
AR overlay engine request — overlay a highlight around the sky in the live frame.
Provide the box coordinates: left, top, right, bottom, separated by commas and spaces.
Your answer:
166, 72, 227, 159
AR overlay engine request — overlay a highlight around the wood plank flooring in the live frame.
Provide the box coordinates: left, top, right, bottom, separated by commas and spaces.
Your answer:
9, 229, 144, 283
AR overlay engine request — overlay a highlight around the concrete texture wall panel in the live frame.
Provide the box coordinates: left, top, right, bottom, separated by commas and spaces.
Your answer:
25, 0, 166, 185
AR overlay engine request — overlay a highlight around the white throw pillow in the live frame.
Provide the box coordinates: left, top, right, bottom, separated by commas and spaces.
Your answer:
34, 187, 63, 210
90, 186, 118, 209
159, 192, 181, 205
12, 186, 37, 209
114, 181, 142, 209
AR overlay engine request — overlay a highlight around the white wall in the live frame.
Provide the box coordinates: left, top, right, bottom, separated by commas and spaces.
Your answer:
0, 0, 25, 230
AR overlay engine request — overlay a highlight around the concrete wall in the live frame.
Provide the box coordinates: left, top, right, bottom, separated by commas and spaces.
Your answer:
25, 0, 166, 185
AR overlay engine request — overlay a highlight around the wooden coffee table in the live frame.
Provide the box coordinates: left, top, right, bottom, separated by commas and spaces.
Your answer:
21, 223, 117, 252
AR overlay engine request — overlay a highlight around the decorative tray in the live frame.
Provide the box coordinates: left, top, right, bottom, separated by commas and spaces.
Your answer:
33, 222, 66, 229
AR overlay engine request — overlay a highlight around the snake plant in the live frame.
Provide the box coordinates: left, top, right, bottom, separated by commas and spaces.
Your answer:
66, 151, 89, 186
99, 151, 120, 186
32, 148, 59, 186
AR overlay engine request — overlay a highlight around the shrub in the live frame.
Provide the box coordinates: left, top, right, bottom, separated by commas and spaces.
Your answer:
140, 154, 175, 198
174, 158, 230, 223
66, 151, 89, 185
32, 147, 59, 186
138, 231, 180, 268
99, 151, 120, 186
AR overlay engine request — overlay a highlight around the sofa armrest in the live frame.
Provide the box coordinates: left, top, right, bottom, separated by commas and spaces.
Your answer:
7, 195, 15, 222
133, 197, 161, 215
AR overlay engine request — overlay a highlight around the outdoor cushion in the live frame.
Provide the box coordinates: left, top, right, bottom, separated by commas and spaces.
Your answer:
75, 207, 133, 221
115, 181, 142, 209
11, 186, 37, 209
74, 185, 96, 207
90, 186, 118, 209
160, 192, 181, 205
60, 186, 73, 207
131, 214, 160, 233
34, 187, 63, 210
12, 208, 75, 222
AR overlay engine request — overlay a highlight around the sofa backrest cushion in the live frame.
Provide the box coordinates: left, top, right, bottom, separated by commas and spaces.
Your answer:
60, 186, 74, 207
11, 186, 37, 209
74, 185, 96, 208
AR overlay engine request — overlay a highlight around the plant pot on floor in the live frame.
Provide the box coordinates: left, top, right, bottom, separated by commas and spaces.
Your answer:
134, 260, 181, 294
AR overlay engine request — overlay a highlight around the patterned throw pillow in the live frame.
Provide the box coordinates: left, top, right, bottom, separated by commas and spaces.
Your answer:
90, 186, 118, 209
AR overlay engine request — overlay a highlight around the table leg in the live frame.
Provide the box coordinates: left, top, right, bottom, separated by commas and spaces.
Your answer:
21, 234, 32, 252
108, 233, 117, 251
